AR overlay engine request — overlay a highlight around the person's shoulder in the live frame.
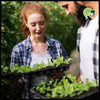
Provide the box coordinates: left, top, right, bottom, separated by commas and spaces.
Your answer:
77, 26, 85, 33
46, 36, 61, 44
12, 39, 26, 51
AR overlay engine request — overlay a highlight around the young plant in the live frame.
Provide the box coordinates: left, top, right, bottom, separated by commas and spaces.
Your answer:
32, 74, 98, 98
64, 57, 72, 64
39, 85, 46, 94
2, 66, 9, 73
2, 56, 72, 74
47, 56, 72, 67
67, 74, 76, 83
46, 93, 51, 98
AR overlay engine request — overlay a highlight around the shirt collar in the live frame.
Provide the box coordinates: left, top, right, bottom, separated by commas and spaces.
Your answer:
25, 35, 32, 51
45, 35, 54, 48
24, 35, 54, 51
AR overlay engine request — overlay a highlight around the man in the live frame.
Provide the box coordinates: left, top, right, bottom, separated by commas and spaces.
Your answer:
57, 1, 99, 84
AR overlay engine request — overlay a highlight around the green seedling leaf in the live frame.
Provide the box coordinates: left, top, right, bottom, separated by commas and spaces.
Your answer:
46, 93, 51, 98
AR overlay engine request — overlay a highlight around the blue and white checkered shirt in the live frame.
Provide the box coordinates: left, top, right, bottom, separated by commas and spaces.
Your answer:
10, 35, 68, 67
77, 15, 99, 83
10, 35, 68, 99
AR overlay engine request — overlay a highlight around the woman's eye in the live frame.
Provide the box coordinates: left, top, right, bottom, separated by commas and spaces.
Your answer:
30, 21, 45, 27
31, 24, 35, 27
40, 22, 45, 25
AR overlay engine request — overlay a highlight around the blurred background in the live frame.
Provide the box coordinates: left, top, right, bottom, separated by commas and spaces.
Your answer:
1, 1, 80, 99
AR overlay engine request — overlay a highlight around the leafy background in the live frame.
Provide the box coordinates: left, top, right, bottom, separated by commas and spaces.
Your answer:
1, 1, 80, 99
1, 1, 79, 66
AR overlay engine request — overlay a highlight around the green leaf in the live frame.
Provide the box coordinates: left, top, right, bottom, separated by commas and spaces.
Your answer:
46, 93, 51, 98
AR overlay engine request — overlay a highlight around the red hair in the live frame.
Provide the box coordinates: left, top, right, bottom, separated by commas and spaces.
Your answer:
20, 2, 49, 39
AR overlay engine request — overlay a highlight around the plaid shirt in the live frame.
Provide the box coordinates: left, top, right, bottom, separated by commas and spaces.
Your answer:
10, 35, 68, 67
77, 16, 99, 83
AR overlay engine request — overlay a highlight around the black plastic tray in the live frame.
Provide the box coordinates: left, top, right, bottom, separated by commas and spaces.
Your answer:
1, 63, 70, 79
30, 87, 99, 99
1, 72, 23, 79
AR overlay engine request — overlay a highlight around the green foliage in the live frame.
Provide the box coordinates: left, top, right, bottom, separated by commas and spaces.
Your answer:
1, 1, 79, 66
67, 73, 76, 82
46, 93, 51, 98
1, 65, 9, 73
32, 74, 99, 98
48, 56, 72, 67
1, 1, 25, 66
38, 1, 79, 55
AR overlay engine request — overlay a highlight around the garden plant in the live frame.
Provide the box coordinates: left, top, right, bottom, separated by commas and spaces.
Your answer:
31, 74, 99, 99
1, 56, 72, 73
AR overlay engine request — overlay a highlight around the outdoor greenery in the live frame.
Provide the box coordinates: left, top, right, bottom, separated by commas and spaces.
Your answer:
1, 1, 79, 66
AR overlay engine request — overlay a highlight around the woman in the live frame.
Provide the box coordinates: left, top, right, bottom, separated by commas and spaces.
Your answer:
10, 2, 68, 99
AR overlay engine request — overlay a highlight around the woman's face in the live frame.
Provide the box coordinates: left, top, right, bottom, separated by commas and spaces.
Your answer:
26, 13, 46, 38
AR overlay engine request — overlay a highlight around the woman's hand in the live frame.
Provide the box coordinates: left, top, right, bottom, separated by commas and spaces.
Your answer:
8, 78, 24, 89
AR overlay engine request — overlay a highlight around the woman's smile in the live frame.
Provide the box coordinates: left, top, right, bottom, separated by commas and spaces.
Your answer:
35, 32, 42, 35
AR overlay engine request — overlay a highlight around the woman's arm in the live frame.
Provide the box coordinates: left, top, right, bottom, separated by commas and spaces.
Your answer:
9, 47, 24, 89
10, 47, 20, 67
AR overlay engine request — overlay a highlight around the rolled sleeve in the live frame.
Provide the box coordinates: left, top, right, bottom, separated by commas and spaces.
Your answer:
10, 47, 20, 67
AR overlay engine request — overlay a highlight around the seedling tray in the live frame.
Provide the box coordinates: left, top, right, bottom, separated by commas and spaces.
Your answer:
1, 63, 70, 79
30, 87, 99, 99
30, 75, 99, 99
1, 71, 23, 79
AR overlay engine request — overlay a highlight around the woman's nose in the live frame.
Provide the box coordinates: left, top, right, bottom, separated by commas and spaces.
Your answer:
36, 24, 40, 31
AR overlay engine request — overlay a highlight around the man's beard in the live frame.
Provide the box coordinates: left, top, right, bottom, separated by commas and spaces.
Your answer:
75, 2, 87, 26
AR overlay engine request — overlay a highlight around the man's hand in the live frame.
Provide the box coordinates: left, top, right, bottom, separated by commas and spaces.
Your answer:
76, 72, 81, 82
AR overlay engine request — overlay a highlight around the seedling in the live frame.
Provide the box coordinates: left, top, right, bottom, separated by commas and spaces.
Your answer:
1, 56, 72, 73
32, 74, 99, 98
